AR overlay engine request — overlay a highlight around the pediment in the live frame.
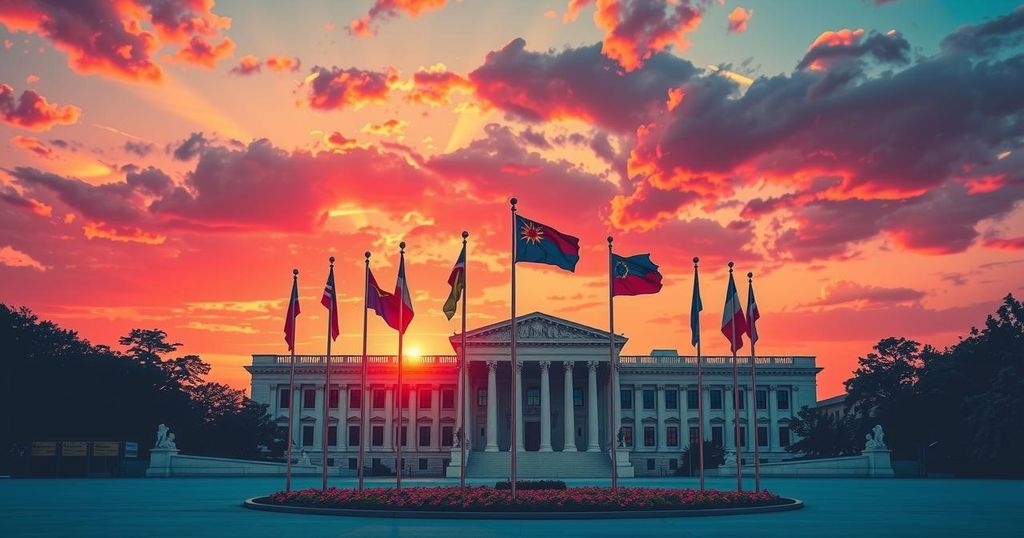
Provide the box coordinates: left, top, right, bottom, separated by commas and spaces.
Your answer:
453, 312, 627, 347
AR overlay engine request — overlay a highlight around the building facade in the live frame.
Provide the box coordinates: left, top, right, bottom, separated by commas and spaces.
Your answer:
246, 312, 820, 477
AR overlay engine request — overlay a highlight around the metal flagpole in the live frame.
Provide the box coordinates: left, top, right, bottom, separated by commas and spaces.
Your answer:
322, 256, 335, 492
729, 261, 742, 492
509, 197, 518, 501
748, 271, 760, 492
694, 257, 705, 491
359, 252, 369, 491
286, 269, 298, 492
396, 242, 406, 493
607, 237, 618, 494
460, 231, 469, 495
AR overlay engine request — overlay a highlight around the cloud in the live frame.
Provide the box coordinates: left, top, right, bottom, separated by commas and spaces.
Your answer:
123, 140, 156, 157
265, 55, 301, 73
303, 65, 398, 111
807, 280, 925, 308
350, 0, 448, 37
230, 54, 262, 75
0, 185, 52, 217
172, 132, 208, 161
797, 28, 910, 71
231, 54, 302, 75
727, 7, 752, 34
592, 0, 707, 72
10, 135, 56, 159
0, 0, 234, 82
469, 38, 697, 132
406, 64, 472, 106
984, 236, 1024, 251
0, 84, 80, 131
940, 5, 1024, 55
362, 119, 409, 138
0, 245, 47, 271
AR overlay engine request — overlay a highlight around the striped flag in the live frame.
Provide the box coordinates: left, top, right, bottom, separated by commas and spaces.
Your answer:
442, 243, 466, 320
283, 275, 300, 351
321, 264, 339, 341
393, 252, 414, 334
721, 269, 747, 352
747, 277, 760, 345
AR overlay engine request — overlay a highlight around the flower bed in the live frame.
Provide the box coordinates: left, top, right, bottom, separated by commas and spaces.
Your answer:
494, 480, 567, 490
262, 486, 784, 513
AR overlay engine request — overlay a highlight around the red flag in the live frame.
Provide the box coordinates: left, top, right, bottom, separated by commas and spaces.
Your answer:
746, 277, 760, 345
721, 269, 747, 352
392, 252, 414, 334
366, 267, 395, 322
283, 275, 300, 351
321, 265, 339, 341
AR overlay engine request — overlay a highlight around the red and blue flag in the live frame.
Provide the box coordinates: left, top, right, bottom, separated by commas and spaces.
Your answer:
514, 214, 580, 272
611, 253, 663, 296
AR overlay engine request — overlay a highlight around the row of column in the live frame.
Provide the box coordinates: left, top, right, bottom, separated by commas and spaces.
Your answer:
483, 360, 602, 452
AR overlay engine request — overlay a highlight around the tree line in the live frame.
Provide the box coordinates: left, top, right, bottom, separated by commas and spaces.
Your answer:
0, 305, 283, 474
787, 294, 1024, 477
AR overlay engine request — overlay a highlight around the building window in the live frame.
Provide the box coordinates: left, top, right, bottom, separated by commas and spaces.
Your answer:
669, 459, 677, 470
419, 426, 431, 447
400, 426, 408, 447
777, 389, 790, 410
348, 458, 357, 470
667, 426, 679, 447
373, 389, 386, 409
646, 458, 655, 470
711, 426, 724, 446
348, 425, 360, 447
419, 458, 428, 470
328, 425, 337, 447
279, 388, 291, 409
372, 425, 384, 447
643, 426, 656, 447
687, 389, 699, 409
526, 388, 540, 406
303, 388, 316, 409
779, 426, 791, 447
302, 424, 314, 446
477, 388, 487, 407
688, 426, 699, 447
665, 389, 678, 410
737, 390, 746, 410
442, 388, 455, 409
329, 388, 339, 409
573, 387, 584, 407
757, 426, 769, 447
622, 426, 633, 447
710, 390, 723, 410
402, 388, 411, 409
621, 389, 633, 410
642, 389, 655, 410
756, 389, 768, 410
442, 426, 453, 447
349, 388, 361, 409
738, 426, 746, 447
419, 389, 432, 409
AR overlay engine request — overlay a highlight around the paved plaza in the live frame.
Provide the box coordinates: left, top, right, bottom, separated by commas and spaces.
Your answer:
1, 476, 1022, 537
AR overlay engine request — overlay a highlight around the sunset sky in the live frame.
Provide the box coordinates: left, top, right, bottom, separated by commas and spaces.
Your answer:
2, 0, 1023, 398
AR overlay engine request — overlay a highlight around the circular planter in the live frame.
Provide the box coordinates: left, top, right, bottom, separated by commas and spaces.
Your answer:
243, 496, 803, 519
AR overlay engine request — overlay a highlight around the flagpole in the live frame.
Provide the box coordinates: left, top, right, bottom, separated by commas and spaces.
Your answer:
322, 256, 335, 492
286, 268, 298, 493
396, 241, 406, 493
748, 271, 760, 493
607, 237, 619, 494
509, 197, 518, 501
694, 257, 705, 491
460, 230, 469, 495
359, 252, 370, 491
729, 261, 742, 492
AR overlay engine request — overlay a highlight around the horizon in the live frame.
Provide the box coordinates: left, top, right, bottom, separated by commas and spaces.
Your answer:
3, 0, 1023, 400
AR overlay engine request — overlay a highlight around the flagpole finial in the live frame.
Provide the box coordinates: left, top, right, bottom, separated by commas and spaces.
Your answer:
462, 230, 469, 240
693, 256, 699, 267
364, 251, 371, 260
399, 241, 406, 252
329, 256, 335, 266
747, 271, 753, 281
293, 268, 298, 277
607, 236, 613, 245
728, 261, 734, 272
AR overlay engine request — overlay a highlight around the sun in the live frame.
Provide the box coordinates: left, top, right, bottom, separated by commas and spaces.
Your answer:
404, 345, 423, 363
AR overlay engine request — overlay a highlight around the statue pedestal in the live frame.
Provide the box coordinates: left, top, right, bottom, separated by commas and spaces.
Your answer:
444, 448, 469, 478
615, 449, 635, 478
863, 449, 895, 478
146, 448, 179, 477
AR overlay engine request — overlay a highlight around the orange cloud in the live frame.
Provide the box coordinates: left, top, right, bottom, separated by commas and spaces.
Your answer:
594, 0, 706, 72
362, 119, 409, 138
265, 55, 301, 73
0, 84, 80, 131
10, 135, 56, 160
173, 36, 235, 69
230, 54, 262, 75
350, 0, 448, 37
983, 236, 1024, 251
304, 66, 398, 111
83, 222, 166, 245
406, 64, 472, 106
727, 7, 753, 34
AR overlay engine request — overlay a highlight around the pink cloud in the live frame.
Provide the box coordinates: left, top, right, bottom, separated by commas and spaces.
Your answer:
0, 84, 80, 131
593, 0, 707, 72
727, 7, 752, 34
350, 0, 448, 37
304, 66, 398, 111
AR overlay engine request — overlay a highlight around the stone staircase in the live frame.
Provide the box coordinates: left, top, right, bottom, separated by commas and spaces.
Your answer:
464, 451, 612, 479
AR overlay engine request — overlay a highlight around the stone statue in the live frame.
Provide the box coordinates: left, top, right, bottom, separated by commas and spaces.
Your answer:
864, 424, 887, 450
155, 424, 176, 449
453, 426, 463, 448
299, 449, 311, 466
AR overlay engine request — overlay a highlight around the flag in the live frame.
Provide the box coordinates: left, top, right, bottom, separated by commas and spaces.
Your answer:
393, 252, 415, 334
366, 267, 395, 322
514, 214, 580, 272
321, 265, 339, 341
690, 267, 702, 346
611, 253, 663, 296
747, 277, 760, 345
283, 276, 300, 351
442, 243, 466, 320
721, 270, 747, 352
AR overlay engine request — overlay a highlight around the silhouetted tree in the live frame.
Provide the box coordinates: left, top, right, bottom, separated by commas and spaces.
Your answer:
787, 407, 859, 458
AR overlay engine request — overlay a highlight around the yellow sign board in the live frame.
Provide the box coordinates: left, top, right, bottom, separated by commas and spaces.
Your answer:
93, 442, 120, 457
62, 441, 88, 457
31, 442, 57, 456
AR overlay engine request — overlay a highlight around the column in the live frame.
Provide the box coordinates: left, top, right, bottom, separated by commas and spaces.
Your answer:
562, 362, 576, 452
515, 360, 524, 452
746, 385, 756, 454
612, 363, 621, 446
408, 385, 418, 453
485, 361, 498, 452
724, 386, 735, 450
455, 371, 464, 449
539, 361, 552, 452
291, 385, 302, 449
313, 386, 324, 447
586, 361, 600, 452
338, 385, 348, 451
432, 385, 441, 450
465, 364, 473, 450
384, 386, 394, 453
363, 386, 372, 452
701, 387, 711, 442
656, 385, 666, 451
768, 385, 779, 451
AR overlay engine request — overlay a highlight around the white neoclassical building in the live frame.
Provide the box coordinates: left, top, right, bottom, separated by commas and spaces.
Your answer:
246, 312, 820, 478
